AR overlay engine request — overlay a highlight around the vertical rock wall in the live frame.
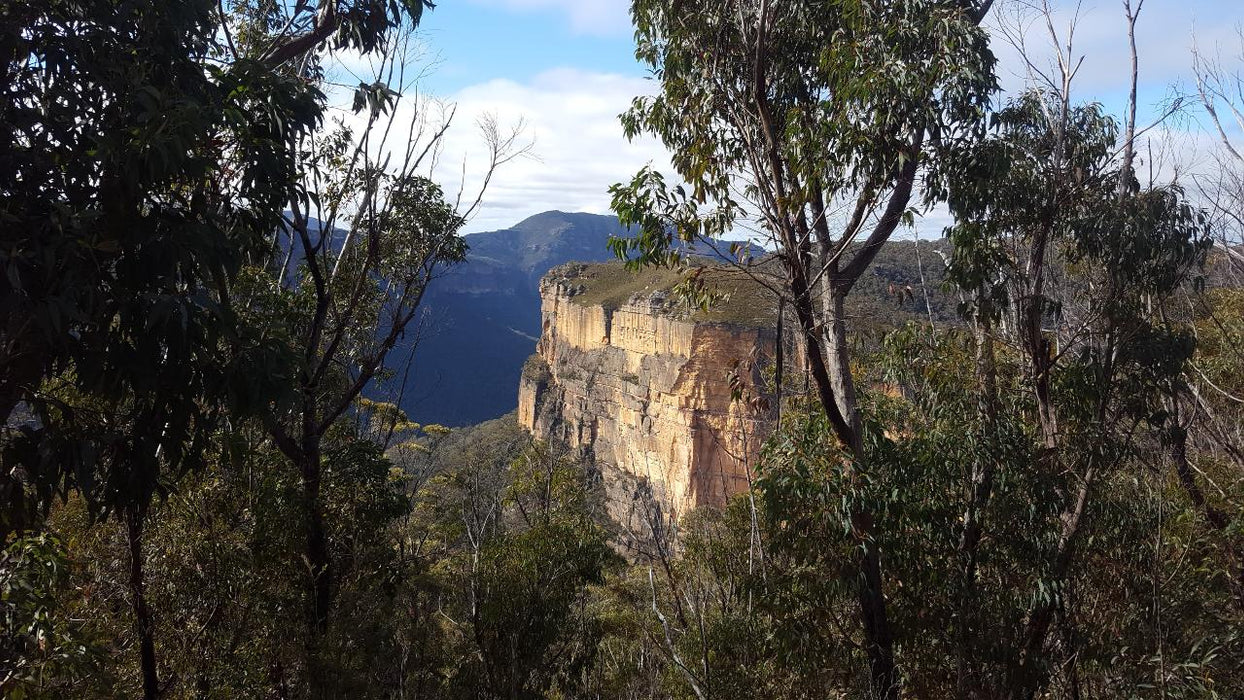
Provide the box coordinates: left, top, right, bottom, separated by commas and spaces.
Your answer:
517, 265, 778, 519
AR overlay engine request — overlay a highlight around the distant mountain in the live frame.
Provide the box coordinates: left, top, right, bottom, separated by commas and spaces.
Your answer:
398, 210, 946, 427
402, 212, 630, 427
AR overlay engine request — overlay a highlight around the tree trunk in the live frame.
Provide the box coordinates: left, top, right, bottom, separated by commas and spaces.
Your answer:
0, 348, 42, 539
807, 273, 897, 698
1023, 299, 1057, 449
957, 302, 999, 697
1165, 407, 1244, 608
856, 515, 898, 698
299, 443, 332, 634
787, 270, 855, 446
822, 285, 862, 446
126, 507, 160, 700
1167, 416, 1228, 531
1008, 466, 1096, 700
1021, 224, 1058, 451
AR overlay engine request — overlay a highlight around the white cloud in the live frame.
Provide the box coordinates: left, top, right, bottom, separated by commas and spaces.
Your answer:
324, 0, 1243, 239
424, 68, 670, 232
320, 47, 668, 233
464, 0, 631, 36
978, 1, 1244, 229
986, 0, 1235, 110
317, 60, 658, 231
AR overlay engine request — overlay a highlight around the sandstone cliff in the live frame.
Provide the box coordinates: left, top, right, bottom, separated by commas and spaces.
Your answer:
518, 262, 781, 520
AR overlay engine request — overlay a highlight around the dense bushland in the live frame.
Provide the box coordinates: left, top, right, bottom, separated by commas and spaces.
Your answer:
3, 0, 1243, 698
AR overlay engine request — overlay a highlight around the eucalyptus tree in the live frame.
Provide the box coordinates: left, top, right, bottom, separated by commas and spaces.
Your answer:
247, 26, 528, 636
608, 0, 996, 694
1, 0, 432, 695
946, 2, 1216, 691
949, 92, 1207, 696
1193, 28, 1244, 281
1187, 29, 1244, 549
0, 0, 435, 526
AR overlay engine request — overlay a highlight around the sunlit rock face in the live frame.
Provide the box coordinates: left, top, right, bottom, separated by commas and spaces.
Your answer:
518, 263, 780, 520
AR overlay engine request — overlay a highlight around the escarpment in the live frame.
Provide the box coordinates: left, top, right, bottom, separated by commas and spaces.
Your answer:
518, 262, 783, 520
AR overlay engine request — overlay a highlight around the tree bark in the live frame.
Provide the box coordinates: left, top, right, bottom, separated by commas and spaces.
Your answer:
820, 278, 896, 697
1165, 404, 1244, 609
822, 283, 862, 445
1119, 0, 1142, 196
1168, 422, 1228, 531
1020, 239, 1057, 450
298, 442, 332, 635
786, 265, 897, 697
0, 348, 42, 539
126, 507, 160, 700
856, 514, 897, 698
787, 267, 855, 448
262, 4, 339, 67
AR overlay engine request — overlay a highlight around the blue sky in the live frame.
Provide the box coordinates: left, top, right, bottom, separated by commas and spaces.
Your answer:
337, 0, 1244, 234
414, 1, 640, 95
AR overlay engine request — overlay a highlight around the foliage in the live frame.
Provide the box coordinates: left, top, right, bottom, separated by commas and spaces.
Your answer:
0, 0, 327, 533
466, 443, 615, 698
4, 0, 1242, 698
0, 534, 99, 697
611, 0, 994, 264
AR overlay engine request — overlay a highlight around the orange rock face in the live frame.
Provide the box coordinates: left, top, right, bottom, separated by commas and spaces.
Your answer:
517, 264, 778, 519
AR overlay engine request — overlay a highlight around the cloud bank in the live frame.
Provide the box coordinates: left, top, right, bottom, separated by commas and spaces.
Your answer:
330, 0, 1240, 238
427, 68, 670, 232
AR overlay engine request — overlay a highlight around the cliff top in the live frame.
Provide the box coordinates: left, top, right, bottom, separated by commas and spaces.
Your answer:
547, 260, 780, 328
544, 236, 977, 334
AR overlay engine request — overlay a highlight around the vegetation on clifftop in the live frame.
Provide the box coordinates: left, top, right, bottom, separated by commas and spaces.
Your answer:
558, 240, 956, 331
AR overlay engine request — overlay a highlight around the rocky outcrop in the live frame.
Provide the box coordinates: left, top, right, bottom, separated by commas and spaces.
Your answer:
518, 263, 781, 519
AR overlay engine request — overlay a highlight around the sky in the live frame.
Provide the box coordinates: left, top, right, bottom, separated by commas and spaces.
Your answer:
329, 0, 1243, 235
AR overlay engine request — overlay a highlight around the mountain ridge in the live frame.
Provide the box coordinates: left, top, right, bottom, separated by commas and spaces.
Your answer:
402, 210, 949, 427
404, 211, 630, 426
